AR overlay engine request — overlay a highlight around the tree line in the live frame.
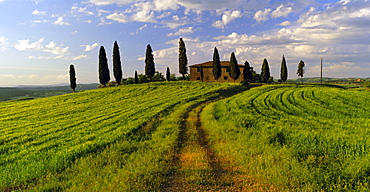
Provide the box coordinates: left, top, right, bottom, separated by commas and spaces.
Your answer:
210, 47, 305, 84
69, 38, 306, 92
97, 38, 188, 87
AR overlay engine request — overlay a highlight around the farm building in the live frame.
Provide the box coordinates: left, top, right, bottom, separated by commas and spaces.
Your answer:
189, 61, 248, 82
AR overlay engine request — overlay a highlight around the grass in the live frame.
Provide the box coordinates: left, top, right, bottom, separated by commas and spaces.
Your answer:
2, 82, 368, 191
0, 81, 243, 190
0, 84, 98, 101
201, 84, 370, 191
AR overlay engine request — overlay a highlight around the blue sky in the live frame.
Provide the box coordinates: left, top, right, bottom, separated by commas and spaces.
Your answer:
0, 0, 369, 86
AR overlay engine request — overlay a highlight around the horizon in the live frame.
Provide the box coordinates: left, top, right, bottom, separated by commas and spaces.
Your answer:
0, 76, 368, 88
1, 0, 370, 87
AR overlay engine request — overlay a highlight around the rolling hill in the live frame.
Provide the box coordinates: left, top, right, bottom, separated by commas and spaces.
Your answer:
0, 82, 369, 191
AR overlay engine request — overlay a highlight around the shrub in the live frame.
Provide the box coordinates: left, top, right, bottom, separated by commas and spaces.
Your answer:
177, 75, 190, 81
363, 81, 370, 89
240, 80, 250, 88
107, 81, 119, 87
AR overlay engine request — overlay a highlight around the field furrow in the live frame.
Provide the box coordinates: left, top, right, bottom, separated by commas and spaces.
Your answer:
0, 82, 241, 189
201, 84, 370, 191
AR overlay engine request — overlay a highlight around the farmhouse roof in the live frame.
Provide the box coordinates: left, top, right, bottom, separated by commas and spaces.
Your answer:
189, 61, 244, 68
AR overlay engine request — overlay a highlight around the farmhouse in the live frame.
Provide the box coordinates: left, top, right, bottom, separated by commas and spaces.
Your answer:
189, 61, 247, 82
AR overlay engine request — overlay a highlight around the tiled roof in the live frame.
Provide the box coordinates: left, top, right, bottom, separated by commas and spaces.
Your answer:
189, 61, 244, 67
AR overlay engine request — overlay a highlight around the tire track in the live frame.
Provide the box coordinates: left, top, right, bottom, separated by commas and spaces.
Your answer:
164, 102, 262, 191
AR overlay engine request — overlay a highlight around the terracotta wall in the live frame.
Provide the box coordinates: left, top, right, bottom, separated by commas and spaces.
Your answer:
190, 67, 244, 82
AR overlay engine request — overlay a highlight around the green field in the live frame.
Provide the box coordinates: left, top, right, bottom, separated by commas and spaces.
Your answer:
201, 84, 370, 191
0, 82, 369, 191
0, 84, 98, 101
0, 81, 245, 191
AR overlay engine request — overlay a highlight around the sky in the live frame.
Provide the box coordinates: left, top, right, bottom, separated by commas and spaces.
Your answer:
0, 0, 369, 86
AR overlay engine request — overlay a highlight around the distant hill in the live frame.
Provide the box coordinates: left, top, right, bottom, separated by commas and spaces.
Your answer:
0, 83, 99, 101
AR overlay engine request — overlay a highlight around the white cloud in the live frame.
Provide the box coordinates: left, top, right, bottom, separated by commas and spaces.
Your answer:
31, 0, 44, 4
71, 5, 94, 15
271, 5, 293, 18
0, 74, 16, 79
14, 38, 44, 51
157, 12, 172, 19
212, 10, 242, 28
98, 17, 112, 25
254, 8, 271, 22
131, 24, 148, 35
278, 21, 291, 26
253, 5, 293, 23
14, 38, 69, 55
31, 20, 49, 23
139, 24, 148, 30
54, 17, 71, 25
176, 0, 246, 10
72, 55, 88, 60
44, 41, 69, 54
88, 0, 137, 6
154, 0, 178, 11
0, 37, 7, 42
0, 37, 8, 51
32, 10, 46, 15
82, 43, 99, 51
89, 0, 245, 10
106, 2, 156, 23
167, 26, 194, 36
106, 13, 129, 23
161, 16, 189, 28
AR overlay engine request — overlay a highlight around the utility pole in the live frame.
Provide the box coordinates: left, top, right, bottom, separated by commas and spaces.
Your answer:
320, 57, 323, 84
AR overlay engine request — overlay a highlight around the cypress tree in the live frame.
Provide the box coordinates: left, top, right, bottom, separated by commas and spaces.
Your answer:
145, 44, 155, 78
178, 38, 188, 78
280, 55, 288, 82
212, 47, 221, 81
166, 67, 171, 81
69, 64, 76, 93
229, 52, 240, 81
243, 61, 253, 83
98, 46, 110, 86
261, 58, 270, 83
113, 41, 123, 84
297, 60, 305, 84
134, 71, 139, 84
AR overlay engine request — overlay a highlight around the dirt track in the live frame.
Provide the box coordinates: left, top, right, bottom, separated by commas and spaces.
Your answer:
163, 103, 276, 192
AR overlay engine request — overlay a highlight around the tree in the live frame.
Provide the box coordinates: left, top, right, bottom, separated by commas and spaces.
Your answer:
69, 64, 76, 93
280, 55, 288, 82
113, 41, 123, 85
243, 61, 252, 83
252, 71, 262, 83
297, 60, 305, 84
134, 71, 139, 84
261, 58, 270, 83
145, 44, 155, 78
178, 38, 188, 78
98, 46, 110, 86
166, 67, 171, 81
212, 47, 221, 81
229, 52, 240, 81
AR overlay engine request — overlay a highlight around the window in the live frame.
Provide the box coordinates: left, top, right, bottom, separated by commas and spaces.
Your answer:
196, 77, 201, 80
197, 67, 201, 72
224, 76, 228, 80
226, 67, 230, 72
